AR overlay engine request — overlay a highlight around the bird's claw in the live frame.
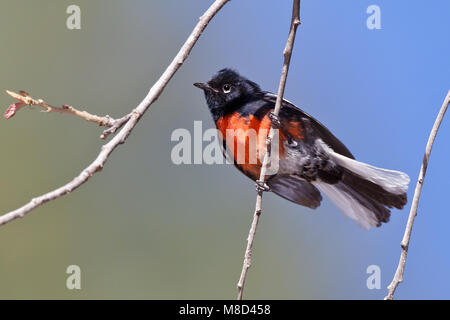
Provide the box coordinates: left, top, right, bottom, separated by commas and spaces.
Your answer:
268, 112, 281, 128
255, 180, 271, 192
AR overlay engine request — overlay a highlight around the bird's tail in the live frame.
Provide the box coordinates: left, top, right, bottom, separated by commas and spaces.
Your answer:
312, 147, 410, 229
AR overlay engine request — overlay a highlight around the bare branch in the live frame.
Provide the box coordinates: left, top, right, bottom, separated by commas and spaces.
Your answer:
236, 0, 301, 300
385, 90, 450, 300
5, 90, 115, 127
4, 90, 144, 140
0, 0, 230, 227
100, 114, 132, 139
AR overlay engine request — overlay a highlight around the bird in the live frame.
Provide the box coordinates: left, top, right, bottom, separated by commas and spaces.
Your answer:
194, 68, 410, 229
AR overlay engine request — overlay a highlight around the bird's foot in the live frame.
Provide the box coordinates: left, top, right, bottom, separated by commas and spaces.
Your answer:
268, 112, 281, 128
255, 180, 271, 192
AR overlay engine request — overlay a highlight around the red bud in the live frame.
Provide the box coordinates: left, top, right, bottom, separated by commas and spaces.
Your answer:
4, 102, 26, 119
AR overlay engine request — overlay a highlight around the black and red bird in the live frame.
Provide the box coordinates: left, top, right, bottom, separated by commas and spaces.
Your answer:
194, 69, 409, 229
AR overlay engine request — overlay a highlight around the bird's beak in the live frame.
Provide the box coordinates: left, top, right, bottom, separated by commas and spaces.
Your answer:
193, 82, 208, 90
193, 82, 217, 92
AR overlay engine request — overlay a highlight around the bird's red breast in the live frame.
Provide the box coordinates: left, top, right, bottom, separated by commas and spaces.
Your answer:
216, 110, 293, 180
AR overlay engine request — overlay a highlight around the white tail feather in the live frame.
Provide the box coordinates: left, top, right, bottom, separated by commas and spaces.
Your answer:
317, 140, 410, 195
313, 181, 379, 229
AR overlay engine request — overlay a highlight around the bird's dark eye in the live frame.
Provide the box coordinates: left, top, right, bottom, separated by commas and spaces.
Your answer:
222, 84, 232, 93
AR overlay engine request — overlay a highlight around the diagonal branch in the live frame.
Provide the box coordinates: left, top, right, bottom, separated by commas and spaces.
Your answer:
0, 0, 231, 226
236, 0, 301, 300
385, 90, 450, 300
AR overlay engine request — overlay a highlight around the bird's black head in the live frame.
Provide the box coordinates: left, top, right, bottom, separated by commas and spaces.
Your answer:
194, 69, 261, 119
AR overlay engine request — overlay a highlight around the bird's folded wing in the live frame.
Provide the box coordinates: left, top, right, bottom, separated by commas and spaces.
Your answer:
263, 92, 354, 159
268, 175, 322, 209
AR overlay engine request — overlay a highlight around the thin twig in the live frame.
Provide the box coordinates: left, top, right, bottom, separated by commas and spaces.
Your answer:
5, 90, 141, 139
236, 0, 301, 300
385, 90, 450, 300
5, 90, 115, 127
0, 0, 230, 226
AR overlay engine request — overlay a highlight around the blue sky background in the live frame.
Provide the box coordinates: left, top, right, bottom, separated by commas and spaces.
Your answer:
0, 0, 449, 299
